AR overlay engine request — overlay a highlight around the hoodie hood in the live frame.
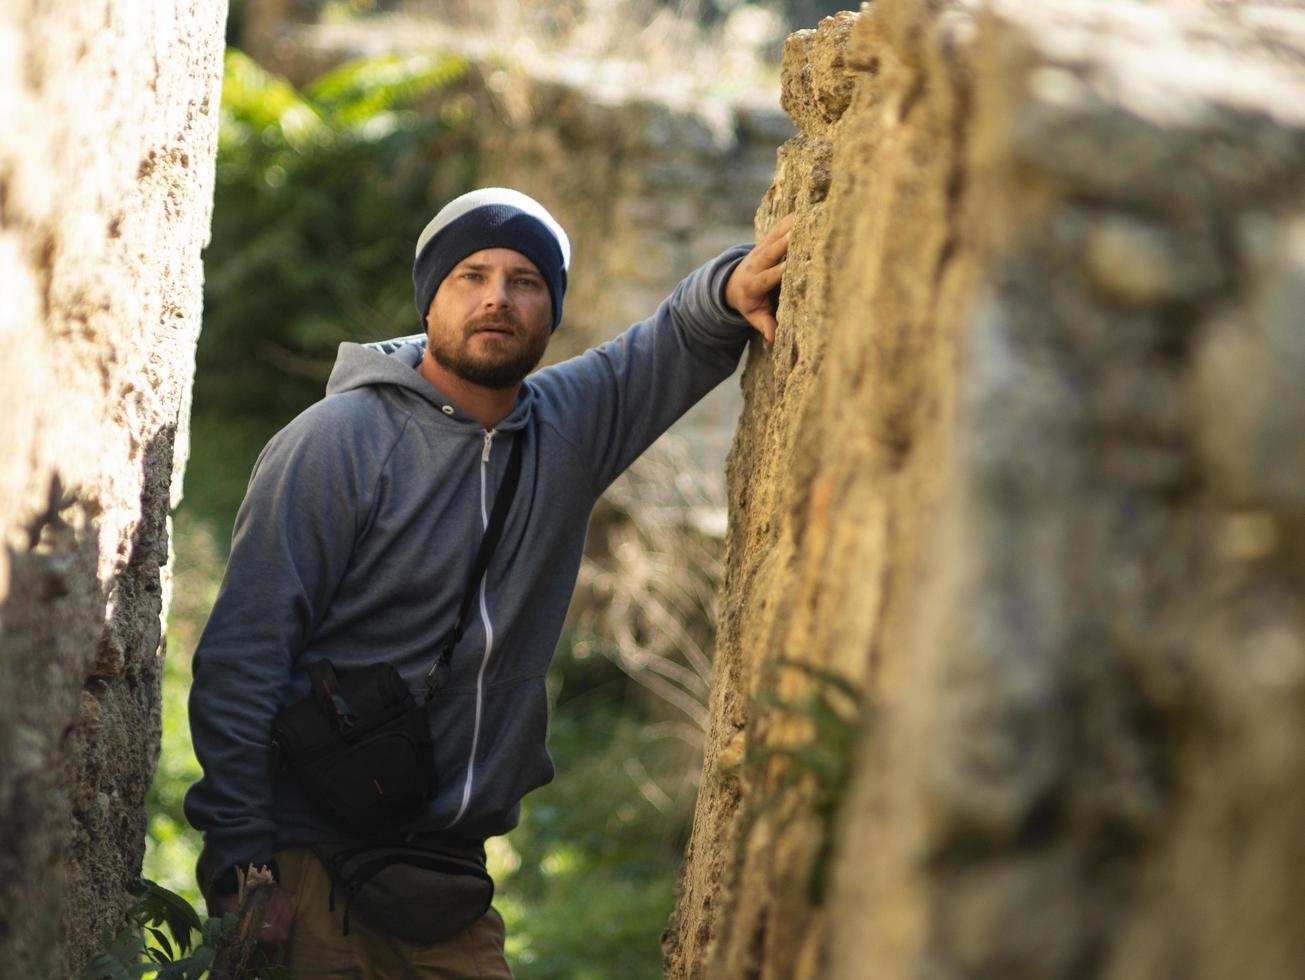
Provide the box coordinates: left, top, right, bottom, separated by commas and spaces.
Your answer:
325, 335, 534, 431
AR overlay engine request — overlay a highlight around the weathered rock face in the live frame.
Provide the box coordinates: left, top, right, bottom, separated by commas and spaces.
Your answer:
668, 3, 1305, 979
0, 1, 226, 974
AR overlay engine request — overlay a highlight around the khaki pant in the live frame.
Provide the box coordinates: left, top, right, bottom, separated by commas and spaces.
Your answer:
274, 846, 514, 979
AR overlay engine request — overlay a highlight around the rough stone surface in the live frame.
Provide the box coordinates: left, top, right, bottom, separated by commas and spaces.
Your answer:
0, 1, 226, 974
667, 3, 1305, 979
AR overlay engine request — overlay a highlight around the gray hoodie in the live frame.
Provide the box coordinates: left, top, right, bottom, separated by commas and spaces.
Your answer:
184, 246, 752, 882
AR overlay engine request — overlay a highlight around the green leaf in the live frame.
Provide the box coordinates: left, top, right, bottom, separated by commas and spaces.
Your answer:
306, 52, 468, 130
145, 926, 175, 962
187, 944, 216, 973
132, 879, 204, 955
221, 50, 325, 150
81, 950, 133, 980
153, 959, 190, 980
202, 913, 235, 948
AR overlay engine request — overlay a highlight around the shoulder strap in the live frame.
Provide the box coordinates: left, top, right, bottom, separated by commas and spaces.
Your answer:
425, 433, 524, 699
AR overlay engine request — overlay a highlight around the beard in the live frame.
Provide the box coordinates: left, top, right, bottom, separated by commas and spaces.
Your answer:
427, 311, 550, 390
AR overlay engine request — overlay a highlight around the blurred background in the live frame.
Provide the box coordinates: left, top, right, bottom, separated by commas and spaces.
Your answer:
148, 1, 842, 976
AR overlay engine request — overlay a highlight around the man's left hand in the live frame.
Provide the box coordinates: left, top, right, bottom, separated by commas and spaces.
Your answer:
724, 212, 796, 343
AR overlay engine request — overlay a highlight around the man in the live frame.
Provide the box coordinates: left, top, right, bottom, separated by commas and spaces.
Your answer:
185, 187, 792, 976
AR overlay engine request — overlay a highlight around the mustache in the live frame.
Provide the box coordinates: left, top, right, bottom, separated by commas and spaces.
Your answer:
466, 312, 524, 336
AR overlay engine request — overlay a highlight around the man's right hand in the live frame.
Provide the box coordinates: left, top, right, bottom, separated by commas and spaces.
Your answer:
214, 887, 296, 947
724, 212, 795, 343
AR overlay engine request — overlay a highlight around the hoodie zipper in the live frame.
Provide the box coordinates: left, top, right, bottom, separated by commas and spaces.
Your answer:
446, 428, 497, 828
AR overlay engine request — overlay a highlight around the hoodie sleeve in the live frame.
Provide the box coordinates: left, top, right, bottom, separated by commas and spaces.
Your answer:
183, 399, 372, 890
530, 245, 753, 493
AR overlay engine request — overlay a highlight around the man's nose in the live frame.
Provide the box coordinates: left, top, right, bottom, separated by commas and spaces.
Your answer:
481, 275, 512, 308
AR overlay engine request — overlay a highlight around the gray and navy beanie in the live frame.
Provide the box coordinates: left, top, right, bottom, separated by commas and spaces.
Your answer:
413, 188, 571, 332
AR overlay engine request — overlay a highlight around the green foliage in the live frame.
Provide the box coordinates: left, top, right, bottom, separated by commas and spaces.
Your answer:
82, 879, 236, 980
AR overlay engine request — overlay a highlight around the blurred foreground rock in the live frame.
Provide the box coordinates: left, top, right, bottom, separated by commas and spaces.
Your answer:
668, 3, 1305, 979
0, 0, 225, 973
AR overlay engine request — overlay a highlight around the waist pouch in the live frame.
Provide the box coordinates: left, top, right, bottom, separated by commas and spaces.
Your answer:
271, 660, 436, 836
313, 839, 494, 945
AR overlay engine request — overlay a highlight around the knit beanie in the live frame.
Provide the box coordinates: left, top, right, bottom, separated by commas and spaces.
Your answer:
413, 188, 571, 332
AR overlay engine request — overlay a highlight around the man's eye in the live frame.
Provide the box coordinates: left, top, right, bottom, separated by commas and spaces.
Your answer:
515, 278, 540, 288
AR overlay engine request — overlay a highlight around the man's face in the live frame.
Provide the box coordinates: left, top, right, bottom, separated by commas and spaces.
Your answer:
425, 248, 553, 390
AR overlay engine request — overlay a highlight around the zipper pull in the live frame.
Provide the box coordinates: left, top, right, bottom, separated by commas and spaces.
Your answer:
482, 429, 494, 463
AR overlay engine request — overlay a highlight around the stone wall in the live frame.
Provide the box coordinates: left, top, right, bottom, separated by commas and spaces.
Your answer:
0, 1, 226, 974
668, 3, 1305, 979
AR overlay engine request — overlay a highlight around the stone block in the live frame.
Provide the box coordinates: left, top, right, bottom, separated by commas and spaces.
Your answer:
0, 0, 224, 973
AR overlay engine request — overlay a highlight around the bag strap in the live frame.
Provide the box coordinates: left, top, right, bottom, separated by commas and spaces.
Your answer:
424, 432, 524, 700
336, 851, 493, 891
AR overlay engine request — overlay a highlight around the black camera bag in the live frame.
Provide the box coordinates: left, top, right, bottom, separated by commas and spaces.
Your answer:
272, 659, 435, 835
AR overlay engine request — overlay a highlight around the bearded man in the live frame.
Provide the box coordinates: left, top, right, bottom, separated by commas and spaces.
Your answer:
185, 187, 791, 977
